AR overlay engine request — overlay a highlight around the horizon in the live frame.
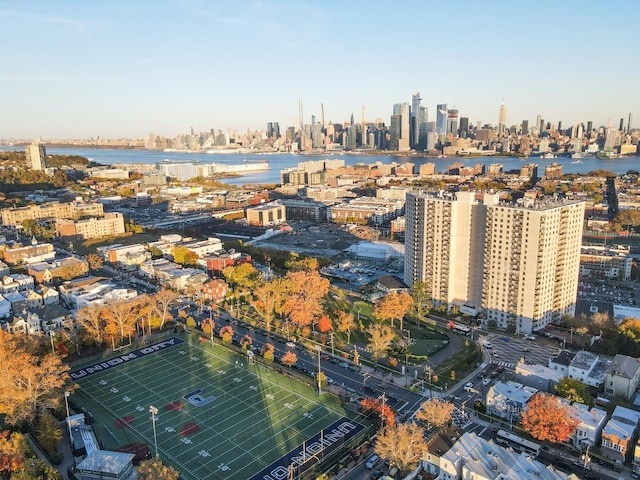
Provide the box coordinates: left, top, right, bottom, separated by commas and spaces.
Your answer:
1, 0, 638, 139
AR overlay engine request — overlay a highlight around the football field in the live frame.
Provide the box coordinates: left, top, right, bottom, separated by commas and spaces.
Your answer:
70, 334, 367, 480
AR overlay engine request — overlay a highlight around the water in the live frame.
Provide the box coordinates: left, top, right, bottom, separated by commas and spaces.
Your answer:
4, 146, 640, 186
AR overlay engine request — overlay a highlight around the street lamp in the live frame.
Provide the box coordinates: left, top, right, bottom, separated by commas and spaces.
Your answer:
315, 346, 322, 395
64, 392, 72, 443
49, 330, 55, 355
582, 444, 591, 476
362, 373, 370, 393
149, 406, 159, 457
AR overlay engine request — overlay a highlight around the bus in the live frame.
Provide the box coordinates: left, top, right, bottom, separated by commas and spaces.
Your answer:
495, 429, 541, 458
447, 321, 471, 336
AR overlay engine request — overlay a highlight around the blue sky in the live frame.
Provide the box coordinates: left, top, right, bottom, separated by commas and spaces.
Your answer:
1, 0, 638, 139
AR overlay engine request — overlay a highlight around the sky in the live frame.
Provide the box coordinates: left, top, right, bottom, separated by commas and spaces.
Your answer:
1, 0, 638, 139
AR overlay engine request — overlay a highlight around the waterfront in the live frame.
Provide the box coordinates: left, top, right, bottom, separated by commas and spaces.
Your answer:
4, 146, 640, 186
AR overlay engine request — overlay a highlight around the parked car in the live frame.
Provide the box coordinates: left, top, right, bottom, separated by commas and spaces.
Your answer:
369, 468, 384, 480
366, 455, 380, 469
464, 382, 474, 391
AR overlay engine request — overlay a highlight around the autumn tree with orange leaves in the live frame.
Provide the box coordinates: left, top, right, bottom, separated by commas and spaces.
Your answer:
373, 291, 414, 329
219, 325, 233, 345
281, 350, 298, 370
0, 330, 75, 425
361, 397, 395, 426
416, 398, 455, 429
318, 315, 332, 333
520, 393, 579, 443
282, 270, 330, 329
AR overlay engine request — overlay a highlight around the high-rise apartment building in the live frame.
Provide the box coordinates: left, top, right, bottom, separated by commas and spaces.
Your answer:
447, 109, 458, 137
404, 191, 585, 333
392, 103, 410, 151
26, 140, 47, 171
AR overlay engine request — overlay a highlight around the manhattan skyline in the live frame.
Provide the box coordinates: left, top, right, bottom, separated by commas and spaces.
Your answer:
1, 0, 638, 139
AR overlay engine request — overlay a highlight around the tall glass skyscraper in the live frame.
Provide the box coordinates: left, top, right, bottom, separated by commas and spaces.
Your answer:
436, 104, 448, 136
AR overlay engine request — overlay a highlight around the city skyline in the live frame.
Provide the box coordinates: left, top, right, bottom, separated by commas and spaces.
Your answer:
1, 0, 638, 139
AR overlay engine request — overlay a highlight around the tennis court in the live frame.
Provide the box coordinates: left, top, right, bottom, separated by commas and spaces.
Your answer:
69, 335, 367, 480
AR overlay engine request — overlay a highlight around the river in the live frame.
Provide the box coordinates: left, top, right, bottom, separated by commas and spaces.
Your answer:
4, 146, 640, 186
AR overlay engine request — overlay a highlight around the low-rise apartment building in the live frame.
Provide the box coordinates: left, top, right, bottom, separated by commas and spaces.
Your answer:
1, 201, 104, 227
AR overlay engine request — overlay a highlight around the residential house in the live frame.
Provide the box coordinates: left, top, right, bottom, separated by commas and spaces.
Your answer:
31, 304, 73, 332
101, 243, 150, 269
4, 291, 27, 315
0, 294, 10, 319
27, 257, 89, 284
514, 361, 564, 393
0, 276, 19, 295
549, 350, 608, 389
37, 285, 60, 305
7, 311, 41, 335
0, 260, 9, 278
601, 406, 640, 464
419, 425, 463, 478
10, 273, 35, 291
605, 354, 640, 400
24, 290, 43, 309
376, 275, 409, 294
436, 432, 578, 480
569, 403, 608, 449
200, 279, 229, 303
485, 381, 537, 424
2, 241, 55, 265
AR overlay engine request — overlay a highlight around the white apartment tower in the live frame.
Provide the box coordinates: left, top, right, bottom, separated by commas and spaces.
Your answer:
26, 140, 47, 171
404, 191, 585, 333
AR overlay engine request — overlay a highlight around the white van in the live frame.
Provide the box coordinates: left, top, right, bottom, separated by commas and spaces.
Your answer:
365, 455, 380, 469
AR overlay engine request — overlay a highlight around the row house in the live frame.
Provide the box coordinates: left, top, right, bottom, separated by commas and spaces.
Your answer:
548, 350, 608, 389
570, 403, 608, 449
2, 241, 55, 266
605, 354, 640, 400
27, 257, 89, 284
435, 432, 577, 480
205, 251, 252, 277
99, 244, 150, 269
601, 406, 640, 464
0, 261, 9, 278
485, 381, 537, 424
6, 305, 71, 335
1, 274, 34, 294
59, 276, 137, 310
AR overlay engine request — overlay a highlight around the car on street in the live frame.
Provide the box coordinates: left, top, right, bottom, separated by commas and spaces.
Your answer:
365, 455, 380, 469
496, 366, 505, 373
525, 334, 537, 341
369, 468, 384, 480
286, 341, 296, 348
339, 362, 350, 368
482, 378, 491, 386
464, 382, 474, 391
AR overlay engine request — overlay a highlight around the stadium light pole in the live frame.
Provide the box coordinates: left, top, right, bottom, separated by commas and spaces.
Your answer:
149, 406, 159, 457
315, 345, 322, 395
64, 392, 72, 443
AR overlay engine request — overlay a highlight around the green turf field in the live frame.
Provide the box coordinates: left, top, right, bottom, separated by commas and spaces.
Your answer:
70, 334, 365, 480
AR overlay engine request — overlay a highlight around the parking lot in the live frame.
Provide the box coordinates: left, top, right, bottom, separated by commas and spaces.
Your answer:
578, 278, 638, 306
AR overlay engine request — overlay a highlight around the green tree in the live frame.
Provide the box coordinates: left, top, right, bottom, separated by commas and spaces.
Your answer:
554, 377, 593, 405
410, 281, 431, 326
171, 246, 198, 266
34, 414, 63, 458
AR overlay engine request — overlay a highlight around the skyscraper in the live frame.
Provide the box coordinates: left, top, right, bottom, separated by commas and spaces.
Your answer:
447, 109, 459, 137
459, 117, 469, 139
404, 191, 585, 333
436, 104, 448, 136
392, 103, 410, 151
521, 120, 529, 135
26, 140, 47, 171
411, 92, 421, 149
498, 102, 507, 134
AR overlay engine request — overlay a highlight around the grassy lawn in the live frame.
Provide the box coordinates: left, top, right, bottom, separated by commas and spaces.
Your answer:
73, 232, 159, 255
70, 334, 368, 480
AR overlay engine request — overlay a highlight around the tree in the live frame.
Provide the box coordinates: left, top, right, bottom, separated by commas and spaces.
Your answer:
153, 288, 178, 329
104, 299, 139, 347
240, 334, 252, 351
318, 315, 332, 333
281, 350, 298, 370
223, 263, 260, 291
282, 270, 330, 329
137, 457, 180, 480
520, 393, 579, 443
361, 397, 395, 426
554, 377, 593, 406
219, 325, 233, 345
0, 430, 28, 476
336, 311, 356, 343
0, 330, 74, 425
285, 255, 319, 271
34, 414, 63, 458
374, 423, 427, 475
415, 398, 455, 429
75, 304, 107, 346
367, 324, 396, 362
171, 246, 198, 266
262, 343, 275, 364
373, 291, 414, 329
253, 278, 288, 335
410, 281, 431, 326
86, 253, 103, 271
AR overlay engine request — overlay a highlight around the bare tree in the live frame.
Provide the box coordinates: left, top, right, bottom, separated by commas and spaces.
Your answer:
75, 304, 106, 346
153, 288, 178, 330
